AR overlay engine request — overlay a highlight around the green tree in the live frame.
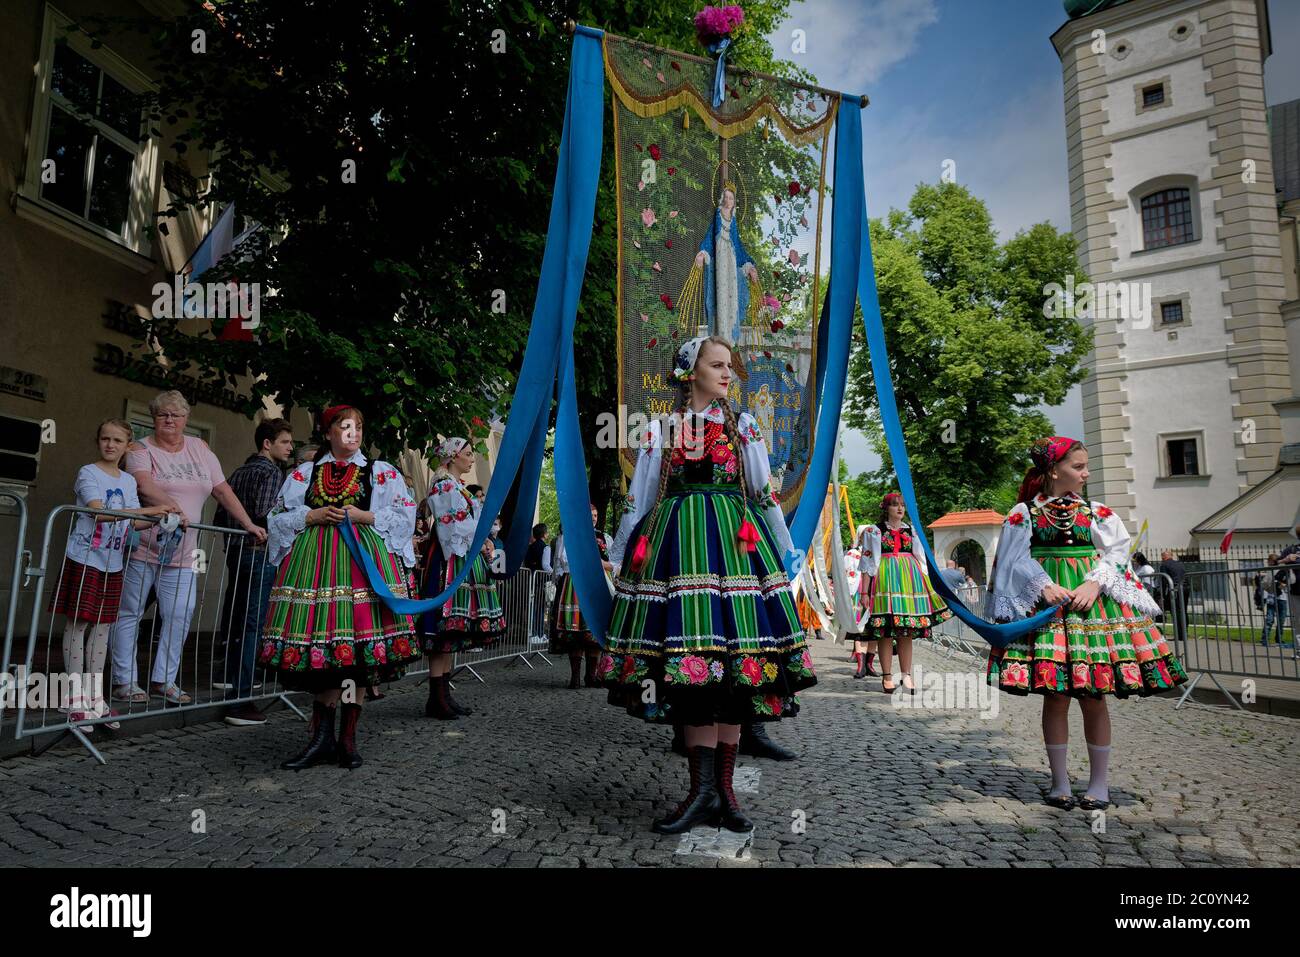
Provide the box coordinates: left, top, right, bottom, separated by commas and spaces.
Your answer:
845, 182, 1091, 521
89, 0, 803, 519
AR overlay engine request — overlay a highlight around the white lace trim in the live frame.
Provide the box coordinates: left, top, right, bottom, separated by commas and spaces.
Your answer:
985, 569, 1051, 622
1085, 559, 1161, 617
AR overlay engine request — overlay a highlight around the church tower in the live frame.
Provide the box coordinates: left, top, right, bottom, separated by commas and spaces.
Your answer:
1051, 0, 1287, 546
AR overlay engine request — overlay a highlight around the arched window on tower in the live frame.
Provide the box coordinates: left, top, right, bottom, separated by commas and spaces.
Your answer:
1140, 187, 1194, 249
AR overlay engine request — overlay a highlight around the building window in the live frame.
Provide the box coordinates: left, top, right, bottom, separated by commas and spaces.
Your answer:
41, 41, 142, 234
18, 6, 159, 259
1160, 301, 1184, 324
1134, 75, 1173, 116
1164, 437, 1201, 477
1141, 189, 1194, 249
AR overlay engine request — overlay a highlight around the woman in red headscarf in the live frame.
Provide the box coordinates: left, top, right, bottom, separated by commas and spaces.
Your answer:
859, 492, 952, 693
258, 405, 422, 770
985, 436, 1187, 811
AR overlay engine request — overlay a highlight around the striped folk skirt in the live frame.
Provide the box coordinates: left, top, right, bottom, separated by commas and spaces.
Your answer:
258, 523, 419, 691
421, 552, 506, 655
549, 572, 602, 653
987, 546, 1188, 698
599, 484, 816, 725
865, 553, 952, 640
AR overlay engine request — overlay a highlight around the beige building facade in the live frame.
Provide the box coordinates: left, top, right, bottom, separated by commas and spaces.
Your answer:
1052, 0, 1298, 553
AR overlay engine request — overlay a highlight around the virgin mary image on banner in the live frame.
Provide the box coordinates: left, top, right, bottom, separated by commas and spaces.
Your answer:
693, 176, 758, 342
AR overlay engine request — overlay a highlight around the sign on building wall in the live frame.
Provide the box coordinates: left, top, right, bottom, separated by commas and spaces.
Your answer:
0, 366, 48, 403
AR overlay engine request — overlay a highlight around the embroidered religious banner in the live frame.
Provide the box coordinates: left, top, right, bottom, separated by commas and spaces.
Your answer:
604, 33, 837, 509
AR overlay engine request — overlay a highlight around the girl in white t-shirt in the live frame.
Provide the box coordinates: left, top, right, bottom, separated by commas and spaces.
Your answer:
49, 419, 175, 723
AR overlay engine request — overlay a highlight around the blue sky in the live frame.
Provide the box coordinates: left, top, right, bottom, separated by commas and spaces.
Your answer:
767, 0, 1300, 475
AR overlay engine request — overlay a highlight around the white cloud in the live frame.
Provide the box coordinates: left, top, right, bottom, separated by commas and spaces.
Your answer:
771, 0, 939, 89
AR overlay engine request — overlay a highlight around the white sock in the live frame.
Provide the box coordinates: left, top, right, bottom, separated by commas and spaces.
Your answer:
61, 621, 88, 710
1086, 744, 1111, 801
1045, 743, 1070, 798
87, 624, 111, 715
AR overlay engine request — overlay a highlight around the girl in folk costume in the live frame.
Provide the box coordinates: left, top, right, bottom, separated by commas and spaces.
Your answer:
860, 493, 953, 693
985, 437, 1188, 810
418, 437, 506, 720
600, 335, 816, 834
260, 406, 422, 770
847, 523, 881, 679
548, 504, 615, 690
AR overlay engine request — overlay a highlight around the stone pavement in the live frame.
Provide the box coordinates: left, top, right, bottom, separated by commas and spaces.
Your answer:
0, 639, 1296, 867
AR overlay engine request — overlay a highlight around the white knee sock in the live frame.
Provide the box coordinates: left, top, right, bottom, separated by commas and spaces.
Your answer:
1045, 743, 1070, 798
1086, 744, 1111, 801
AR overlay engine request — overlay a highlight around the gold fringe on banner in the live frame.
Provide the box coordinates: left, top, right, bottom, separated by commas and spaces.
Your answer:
602, 36, 840, 147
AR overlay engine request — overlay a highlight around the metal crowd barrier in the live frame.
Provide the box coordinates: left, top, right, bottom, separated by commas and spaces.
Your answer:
1161, 565, 1299, 709
0, 501, 558, 762
447, 567, 554, 682
11, 506, 304, 763
0, 489, 30, 742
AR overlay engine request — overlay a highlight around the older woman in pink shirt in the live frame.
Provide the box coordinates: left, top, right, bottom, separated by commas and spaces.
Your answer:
110, 391, 266, 705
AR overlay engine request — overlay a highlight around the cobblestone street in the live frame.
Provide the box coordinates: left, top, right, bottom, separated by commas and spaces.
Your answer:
1, 639, 1296, 868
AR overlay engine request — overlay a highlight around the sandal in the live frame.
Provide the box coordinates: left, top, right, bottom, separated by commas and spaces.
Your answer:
112, 684, 148, 704
1044, 793, 1077, 810
151, 683, 192, 705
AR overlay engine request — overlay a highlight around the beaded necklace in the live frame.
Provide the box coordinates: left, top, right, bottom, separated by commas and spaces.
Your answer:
680, 414, 723, 461
1038, 494, 1084, 531
313, 461, 363, 506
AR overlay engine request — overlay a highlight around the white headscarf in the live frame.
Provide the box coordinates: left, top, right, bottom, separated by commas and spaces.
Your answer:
434, 436, 468, 466
671, 336, 708, 384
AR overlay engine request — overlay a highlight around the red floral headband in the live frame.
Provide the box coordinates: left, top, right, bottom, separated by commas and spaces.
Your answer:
880, 492, 902, 510
1030, 436, 1077, 472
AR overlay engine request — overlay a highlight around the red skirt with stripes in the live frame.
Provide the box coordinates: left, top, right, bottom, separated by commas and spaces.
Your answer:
48, 559, 125, 623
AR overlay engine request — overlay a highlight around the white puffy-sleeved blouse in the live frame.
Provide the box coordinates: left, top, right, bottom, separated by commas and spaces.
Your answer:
857, 522, 928, 579
267, 450, 418, 569
427, 470, 482, 561
984, 494, 1160, 622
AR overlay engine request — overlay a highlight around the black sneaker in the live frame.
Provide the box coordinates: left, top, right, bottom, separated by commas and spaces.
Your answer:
225, 702, 267, 726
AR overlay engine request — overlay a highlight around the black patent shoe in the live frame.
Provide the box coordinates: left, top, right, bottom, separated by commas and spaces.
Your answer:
714, 803, 754, 833
1044, 792, 1077, 810
1077, 795, 1110, 811
445, 676, 474, 715
739, 722, 796, 761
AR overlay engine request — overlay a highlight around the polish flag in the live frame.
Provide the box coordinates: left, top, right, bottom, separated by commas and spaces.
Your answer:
1219, 514, 1239, 554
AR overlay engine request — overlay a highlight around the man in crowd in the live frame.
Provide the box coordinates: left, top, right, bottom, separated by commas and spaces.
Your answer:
1157, 549, 1189, 644
215, 417, 294, 726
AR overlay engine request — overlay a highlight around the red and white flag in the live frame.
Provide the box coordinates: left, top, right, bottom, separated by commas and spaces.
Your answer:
1219, 514, 1239, 554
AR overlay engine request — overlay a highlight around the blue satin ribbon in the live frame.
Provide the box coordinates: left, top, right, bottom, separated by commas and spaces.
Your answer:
339, 514, 442, 616
709, 38, 731, 107
838, 106, 1063, 647
359, 28, 607, 616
